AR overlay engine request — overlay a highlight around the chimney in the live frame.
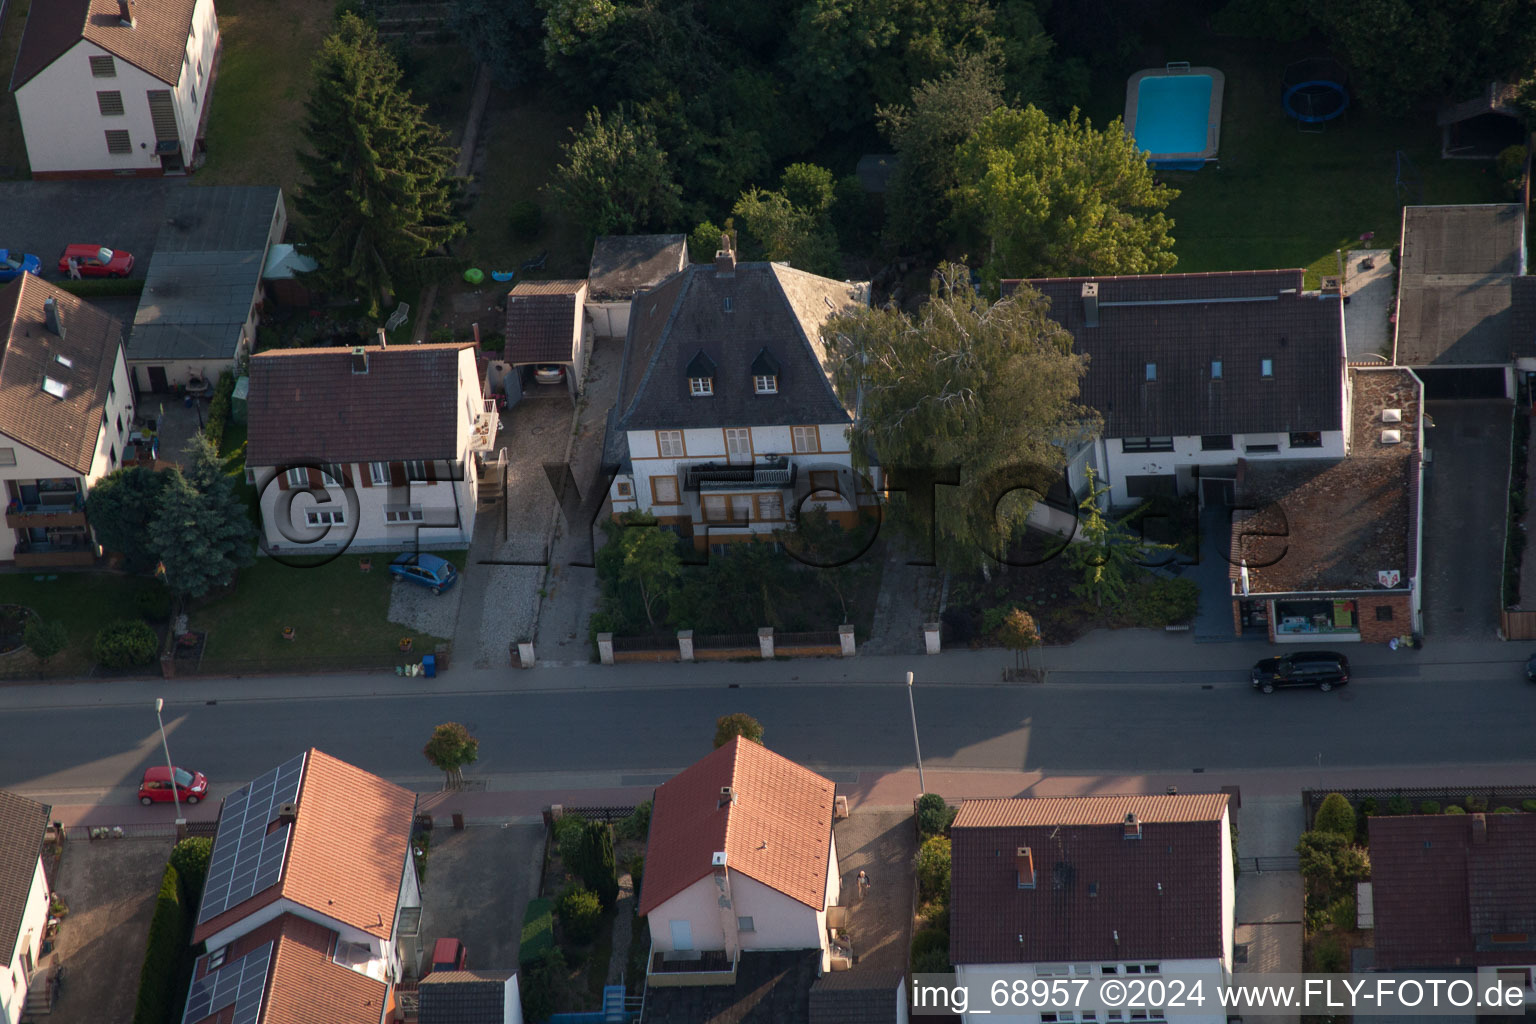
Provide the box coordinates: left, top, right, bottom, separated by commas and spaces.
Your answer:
277, 801, 298, 825
1016, 846, 1035, 887
351, 346, 368, 375
472, 322, 481, 347
43, 296, 64, 338
1472, 813, 1487, 844
376, 326, 387, 348
1321, 276, 1342, 297
712, 851, 738, 959
117, 0, 135, 26
1123, 812, 1142, 839
719, 785, 738, 808
1081, 281, 1099, 327
714, 233, 736, 275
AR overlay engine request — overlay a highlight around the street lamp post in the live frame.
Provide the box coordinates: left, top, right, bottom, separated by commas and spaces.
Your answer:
906, 671, 926, 795
154, 698, 183, 823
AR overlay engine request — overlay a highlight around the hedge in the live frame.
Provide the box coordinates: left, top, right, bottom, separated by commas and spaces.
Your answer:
55, 277, 146, 298
204, 371, 237, 452
170, 837, 213, 910
131, 863, 186, 1024
519, 897, 554, 966
94, 619, 159, 668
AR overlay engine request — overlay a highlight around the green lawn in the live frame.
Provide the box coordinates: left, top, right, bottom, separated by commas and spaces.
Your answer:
1122, 19, 1506, 285
0, 574, 164, 678
0, 0, 33, 180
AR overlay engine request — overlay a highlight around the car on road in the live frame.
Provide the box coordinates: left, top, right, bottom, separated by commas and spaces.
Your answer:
389, 552, 458, 594
426, 938, 467, 975
532, 364, 566, 385
57, 244, 134, 278
139, 765, 208, 805
1251, 651, 1350, 692
0, 250, 41, 282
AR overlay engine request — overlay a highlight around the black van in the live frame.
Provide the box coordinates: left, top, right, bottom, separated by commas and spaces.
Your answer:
1250, 651, 1350, 692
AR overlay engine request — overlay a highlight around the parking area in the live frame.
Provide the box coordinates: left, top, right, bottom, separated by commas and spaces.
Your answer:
1421, 400, 1511, 639
45, 835, 175, 1024
0, 180, 186, 281
415, 822, 544, 977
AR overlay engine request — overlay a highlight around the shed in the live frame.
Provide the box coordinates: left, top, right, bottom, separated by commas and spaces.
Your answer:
231, 375, 250, 423
263, 243, 320, 306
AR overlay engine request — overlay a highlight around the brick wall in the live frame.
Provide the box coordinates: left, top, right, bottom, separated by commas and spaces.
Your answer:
1356, 593, 1413, 643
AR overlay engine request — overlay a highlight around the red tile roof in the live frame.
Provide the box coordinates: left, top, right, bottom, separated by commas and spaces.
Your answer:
246, 344, 473, 466
504, 280, 585, 365
639, 737, 835, 916
193, 749, 416, 945
1370, 813, 1536, 969
12, 0, 197, 90
0, 275, 123, 474
949, 795, 1230, 965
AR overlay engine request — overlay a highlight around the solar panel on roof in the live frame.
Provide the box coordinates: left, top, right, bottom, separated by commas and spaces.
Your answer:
181, 943, 272, 1024
196, 753, 307, 925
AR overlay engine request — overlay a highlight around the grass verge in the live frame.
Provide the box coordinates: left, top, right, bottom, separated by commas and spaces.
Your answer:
0, 0, 33, 180
0, 573, 163, 677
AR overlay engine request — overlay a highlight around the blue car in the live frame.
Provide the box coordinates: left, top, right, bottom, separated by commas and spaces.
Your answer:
389, 553, 459, 594
0, 250, 41, 283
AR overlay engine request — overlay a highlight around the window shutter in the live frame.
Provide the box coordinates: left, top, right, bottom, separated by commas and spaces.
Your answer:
390, 463, 406, 488
307, 467, 321, 488
276, 470, 288, 491
424, 461, 438, 482
359, 462, 372, 488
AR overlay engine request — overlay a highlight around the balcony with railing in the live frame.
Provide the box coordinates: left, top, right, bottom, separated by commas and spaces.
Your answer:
468, 399, 500, 452
6, 492, 87, 529
647, 947, 738, 988
14, 532, 95, 567
683, 456, 797, 492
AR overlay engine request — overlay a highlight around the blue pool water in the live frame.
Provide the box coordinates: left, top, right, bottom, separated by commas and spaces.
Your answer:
1134, 74, 1213, 158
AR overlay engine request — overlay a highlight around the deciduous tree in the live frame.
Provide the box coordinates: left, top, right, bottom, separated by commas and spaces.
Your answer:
601, 512, 683, 631
423, 722, 479, 788
822, 265, 1097, 572
714, 712, 765, 748
296, 13, 466, 317
998, 607, 1040, 672
548, 107, 683, 239
953, 105, 1178, 283
732, 163, 842, 276
85, 466, 174, 573
1068, 467, 1144, 610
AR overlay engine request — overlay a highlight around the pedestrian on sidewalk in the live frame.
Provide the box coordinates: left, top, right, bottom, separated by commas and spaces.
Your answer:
66, 257, 81, 280
856, 869, 871, 900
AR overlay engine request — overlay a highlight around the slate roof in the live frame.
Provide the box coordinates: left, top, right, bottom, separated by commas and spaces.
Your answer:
504, 280, 584, 365
1017, 270, 1345, 438
1395, 204, 1526, 366
1370, 813, 1536, 970
641, 949, 819, 1024
613, 258, 865, 435
0, 791, 50, 966
419, 970, 514, 1024
639, 737, 835, 916
12, 0, 197, 91
0, 275, 123, 474
587, 234, 687, 301
245, 344, 471, 466
192, 749, 416, 945
949, 795, 1229, 965
128, 251, 265, 361
1231, 367, 1422, 595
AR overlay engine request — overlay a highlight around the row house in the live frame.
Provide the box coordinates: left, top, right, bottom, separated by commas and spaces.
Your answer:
606, 239, 876, 548
0, 276, 136, 567
245, 344, 496, 554
12, 0, 219, 178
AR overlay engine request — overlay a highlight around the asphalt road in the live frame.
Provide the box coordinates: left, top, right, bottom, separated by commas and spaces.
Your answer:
5, 669, 1534, 806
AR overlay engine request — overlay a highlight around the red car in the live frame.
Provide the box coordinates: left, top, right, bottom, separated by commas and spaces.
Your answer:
427, 938, 466, 974
139, 765, 208, 805
58, 244, 134, 278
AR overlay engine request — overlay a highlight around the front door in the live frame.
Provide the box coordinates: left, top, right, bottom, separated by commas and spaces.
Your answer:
147, 366, 169, 393
669, 919, 693, 952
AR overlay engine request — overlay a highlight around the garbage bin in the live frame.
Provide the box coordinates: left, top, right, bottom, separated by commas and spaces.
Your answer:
422, 654, 436, 678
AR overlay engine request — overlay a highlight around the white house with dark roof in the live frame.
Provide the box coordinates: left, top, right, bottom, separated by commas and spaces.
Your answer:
606, 239, 875, 548
10, 0, 218, 178
585, 234, 689, 339
245, 343, 494, 554
0, 276, 136, 568
0, 791, 52, 1024
128, 185, 285, 394
949, 795, 1234, 1024
1010, 270, 1348, 508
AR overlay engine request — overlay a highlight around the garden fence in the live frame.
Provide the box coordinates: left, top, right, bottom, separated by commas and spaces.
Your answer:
560, 805, 639, 824
692, 632, 758, 650
79, 820, 219, 841
610, 634, 675, 653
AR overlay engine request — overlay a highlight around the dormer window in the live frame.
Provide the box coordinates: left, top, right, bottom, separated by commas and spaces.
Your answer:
54, 354, 73, 368
686, 350, 716, 398
42, 377, 67, 399
754, 375, 777, 394
750, 348, 781, 397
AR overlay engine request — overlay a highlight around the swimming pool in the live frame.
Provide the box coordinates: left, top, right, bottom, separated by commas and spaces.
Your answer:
1125, 66, 1225, 170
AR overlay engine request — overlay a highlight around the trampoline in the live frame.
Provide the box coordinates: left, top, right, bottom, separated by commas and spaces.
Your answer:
1283, 59, 1349, 123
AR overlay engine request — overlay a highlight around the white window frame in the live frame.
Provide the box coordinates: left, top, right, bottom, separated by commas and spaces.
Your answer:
369, 462, 390, 485
403, 460, 427, 480
690, 377, 713, 397
306, 508, 345, 526
657, 431, 684, 458
286, 467, 308, 488
792, 426, 819, 453
0, 448, 15, 467
321, 463, 345, 486
754, 374, 777, 394
725, 428, 752, 463
385, 507, 425, 524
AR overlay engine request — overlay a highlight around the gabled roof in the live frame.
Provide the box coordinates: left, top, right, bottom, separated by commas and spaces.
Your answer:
0, 791, 50, 965
504, 280, 584, 365
246, 344, 473, 466
192, 749, 416, 945
587, 234, 687, 301
0, 275, 122, 474
614, 260, 864, 435
1370, 813, 1536, 970
1437, 82, 1520, 126
949, 795, 1229, 965
419, 970, 516, 1024
1015, 270, 1345, 438
1395, 204, 1526, 366
638, 737, 836, 916
12, 0, 197, 91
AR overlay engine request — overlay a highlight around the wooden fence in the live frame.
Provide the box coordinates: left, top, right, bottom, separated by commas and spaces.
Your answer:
1501, 608, 1536, 640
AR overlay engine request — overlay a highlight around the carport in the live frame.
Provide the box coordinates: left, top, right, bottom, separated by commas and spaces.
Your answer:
502, 279, 590, 404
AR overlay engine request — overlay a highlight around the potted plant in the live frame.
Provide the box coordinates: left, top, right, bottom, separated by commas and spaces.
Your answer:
399, 637, 414, 653
359, 557, 372, 572
282, 626, 296, 641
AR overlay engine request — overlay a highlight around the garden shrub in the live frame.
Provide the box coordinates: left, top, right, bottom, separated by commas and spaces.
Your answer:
1419, 801, 1441, 815
1494, 806, 1518, 814
1314, 793, 1356, 841
519, 898, 555, 966
204, 371, 237, 451
1328, 895, 1357, 931
57, 278, 145, 298
916, 793, 956, 839
1386, 796, 1411, 816
169, 837, 213, 909
519, 947, 565, 1023
577, 820, 619, 908
917, 836, 952, 904
130, 863, 185, 1024
559, 887, 604, 944
1312, 934, 1346, 973
1356, 797, 1378, 842
1126, 577, 1199, 626
553, 814, 585, 863
510, 199, 544, 240
911, 928, 949, 962
430, 326, 456, 343
94, 619, 159, 668
1444, 805, 1467, 815
1522, 800, 1536, 813
615, 800, 652, 842
912, 946, 951, 973
1465, 795, 1489, 813
941, 607, 973, 645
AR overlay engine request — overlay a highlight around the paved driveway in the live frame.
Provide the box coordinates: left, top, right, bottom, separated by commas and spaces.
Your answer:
415, 822, 544, 976
1421, 400, 1511, 639
0, 179, 185, 281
